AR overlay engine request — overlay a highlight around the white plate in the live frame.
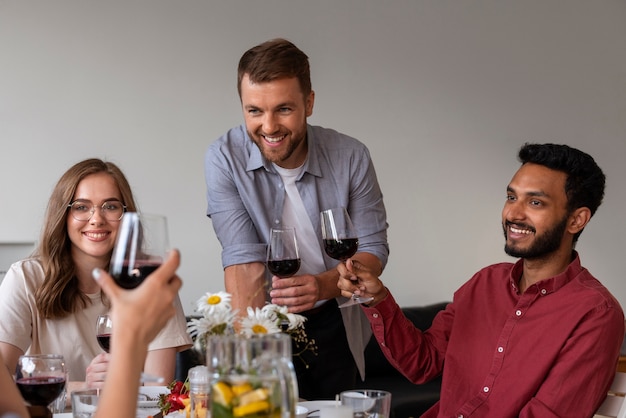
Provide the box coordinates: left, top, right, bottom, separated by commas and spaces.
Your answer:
137, 385, 168, 408
55, 410, 164, 418
296, 404, 309, 418
298, 400, 340, 417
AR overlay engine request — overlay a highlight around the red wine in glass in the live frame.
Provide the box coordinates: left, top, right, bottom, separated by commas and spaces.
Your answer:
96, 314, 112, 353
320, 208, 372, 307
267, 258, 301, 277
96, 334, 111, 353
111, 262, 161, 289
267, 227, 301, 278
16, 376, 66, 406
15, 354, 66, 408
323, 238, 358, 260
110, 212, 168, 289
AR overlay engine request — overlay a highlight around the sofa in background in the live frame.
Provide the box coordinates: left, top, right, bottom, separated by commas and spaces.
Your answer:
355, 302, 449, 418
175, 301, 450, 418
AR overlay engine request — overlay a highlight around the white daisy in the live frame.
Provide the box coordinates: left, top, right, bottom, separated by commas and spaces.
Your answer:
283, 312, 306, 331
187, 308, 237, 337
240, 307, 281, 336
187, 316, 215, 339
195, 291, 231, 316
261, 304, 306, 331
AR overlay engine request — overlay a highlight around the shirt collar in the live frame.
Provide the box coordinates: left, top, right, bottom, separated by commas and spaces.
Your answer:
510, 251, 583, 295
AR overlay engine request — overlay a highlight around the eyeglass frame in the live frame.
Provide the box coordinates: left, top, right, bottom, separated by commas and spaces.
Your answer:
66, 199, 127, 222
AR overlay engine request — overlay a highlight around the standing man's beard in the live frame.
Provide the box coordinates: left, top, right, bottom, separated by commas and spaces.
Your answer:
503, 216, 568, 259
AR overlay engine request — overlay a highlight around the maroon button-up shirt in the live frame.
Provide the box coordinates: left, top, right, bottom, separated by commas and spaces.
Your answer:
364, 253, 624, 417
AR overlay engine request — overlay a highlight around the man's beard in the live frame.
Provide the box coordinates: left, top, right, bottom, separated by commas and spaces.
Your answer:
248, 130, 304, 165
504, 216, 568, 259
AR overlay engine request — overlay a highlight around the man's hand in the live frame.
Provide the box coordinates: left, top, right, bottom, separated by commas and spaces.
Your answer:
269, 274, 320, 313
337, 259, 388, 307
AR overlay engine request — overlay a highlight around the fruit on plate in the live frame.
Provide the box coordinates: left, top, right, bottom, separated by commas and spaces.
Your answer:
159, 380, 190, 415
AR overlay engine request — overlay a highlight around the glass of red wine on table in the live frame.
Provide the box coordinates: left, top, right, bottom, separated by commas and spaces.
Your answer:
320, 207, 372, 308
15, 354, 66, 417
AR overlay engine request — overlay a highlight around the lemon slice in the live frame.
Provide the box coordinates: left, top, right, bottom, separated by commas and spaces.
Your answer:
233, 400, 270, 417
238, 388, 270, 405
231, 382, 254, 396
213, 381, 234, 406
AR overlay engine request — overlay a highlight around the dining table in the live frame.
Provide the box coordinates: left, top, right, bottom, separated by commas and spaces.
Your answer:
52, 385, 168, 418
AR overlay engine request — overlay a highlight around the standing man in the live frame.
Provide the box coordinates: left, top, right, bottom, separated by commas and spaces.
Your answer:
338, 143, 624, 417
204, 38, 389, 400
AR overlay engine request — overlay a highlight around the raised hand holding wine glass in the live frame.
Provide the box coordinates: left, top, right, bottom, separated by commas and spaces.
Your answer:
109, 212, 169, 289
320, 207, 373, 307
267, 227, 301, 278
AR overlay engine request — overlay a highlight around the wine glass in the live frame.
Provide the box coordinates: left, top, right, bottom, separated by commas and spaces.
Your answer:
267, 227, 301, 278
94, 314, 164, 384
109, 212, 169, 289
320, 207, 372, 307
96, 314, 112, 353
15, 354, 66, 411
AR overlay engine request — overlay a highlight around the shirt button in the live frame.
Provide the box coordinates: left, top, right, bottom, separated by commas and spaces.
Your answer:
274, 219, 280, 225
372, 313, 379, 318
516, 310, 522, 316
498, 347, 504, 353
458, 415, 464, 418
483, 386, 489, 392
541, 289, 547, 295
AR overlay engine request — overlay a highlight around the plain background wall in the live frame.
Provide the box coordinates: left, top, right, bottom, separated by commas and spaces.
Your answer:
1, 1, 625, 315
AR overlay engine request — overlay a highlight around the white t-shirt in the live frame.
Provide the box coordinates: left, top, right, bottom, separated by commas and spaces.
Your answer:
0, 258, 192, 381
273, 163, 327, 276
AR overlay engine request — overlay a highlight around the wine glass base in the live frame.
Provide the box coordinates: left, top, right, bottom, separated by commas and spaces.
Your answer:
339, 296, 374, 308
27, 405, 52, 418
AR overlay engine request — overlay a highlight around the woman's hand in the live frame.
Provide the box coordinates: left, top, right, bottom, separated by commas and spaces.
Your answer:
91, 249, 182, 418
85, 352, 110, 388
93, 249, 182, 349
337, 259, 388, 307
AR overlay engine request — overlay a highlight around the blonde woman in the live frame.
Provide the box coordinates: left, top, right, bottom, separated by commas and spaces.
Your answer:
0, 158, 191, 396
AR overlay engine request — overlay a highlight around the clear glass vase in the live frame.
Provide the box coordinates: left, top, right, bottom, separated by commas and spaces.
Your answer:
206, 333, 298, 418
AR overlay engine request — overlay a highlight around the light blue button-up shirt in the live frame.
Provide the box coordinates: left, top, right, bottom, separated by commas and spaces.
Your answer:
205, 123, 389, 270
204, 123, 390, 378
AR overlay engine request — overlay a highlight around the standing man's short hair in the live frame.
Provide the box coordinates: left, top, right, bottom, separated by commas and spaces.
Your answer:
237, 38, 312, 99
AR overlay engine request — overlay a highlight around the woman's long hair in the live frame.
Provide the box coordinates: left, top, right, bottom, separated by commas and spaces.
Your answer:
35, 158, 138, 319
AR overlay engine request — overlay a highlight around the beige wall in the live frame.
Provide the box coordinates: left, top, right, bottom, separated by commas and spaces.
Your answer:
1, 0, 625, 314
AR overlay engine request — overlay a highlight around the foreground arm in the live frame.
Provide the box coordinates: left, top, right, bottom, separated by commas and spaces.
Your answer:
0, 351, 28, 418
85, 347, 175, 390
93, 250, 182, 418
143, 348, 176, 385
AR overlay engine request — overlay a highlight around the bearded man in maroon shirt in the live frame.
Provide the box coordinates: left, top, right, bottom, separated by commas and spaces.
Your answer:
338, 143, 624, 418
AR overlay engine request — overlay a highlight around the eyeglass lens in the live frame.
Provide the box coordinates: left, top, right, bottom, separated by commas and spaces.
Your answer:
69, 201, 125, 221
